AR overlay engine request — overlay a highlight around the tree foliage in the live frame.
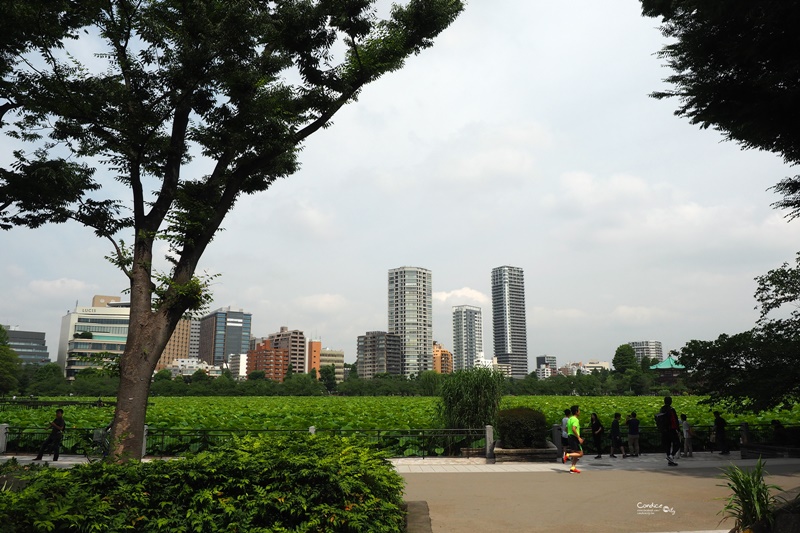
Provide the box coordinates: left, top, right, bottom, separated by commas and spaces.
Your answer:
640, 0, 800, 218
0, 0, 462, 459
612, 344, 638, 374
319, 364, 337, 393
677, 253, 800, 412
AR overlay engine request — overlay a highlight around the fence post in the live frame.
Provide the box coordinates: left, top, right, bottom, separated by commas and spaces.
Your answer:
143, 424, 148, 458
309, 426, 316, 435
740, 422, 749, 445
0, 424, 7, 453
485, 425, 494, 460
552, 424, 562, 454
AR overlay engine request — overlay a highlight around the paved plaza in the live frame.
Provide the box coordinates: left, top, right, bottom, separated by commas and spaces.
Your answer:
394, 452, 800, 533
3, 452, 799, 533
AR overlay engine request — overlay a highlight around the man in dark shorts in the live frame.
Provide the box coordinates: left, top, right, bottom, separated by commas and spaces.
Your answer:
562, 405, 584, 473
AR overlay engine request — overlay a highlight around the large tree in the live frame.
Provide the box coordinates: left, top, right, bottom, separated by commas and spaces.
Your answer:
640, 0, 800, 216
612, 344, 637, 374
0, 0, 462, 460
641, 1, 800, 411
677, 253, 800, 412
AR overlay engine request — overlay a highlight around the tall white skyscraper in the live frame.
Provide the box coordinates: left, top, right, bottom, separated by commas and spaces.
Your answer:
491, 265, 528, 379
452, 305, 483, 371
388, 266, 433, 377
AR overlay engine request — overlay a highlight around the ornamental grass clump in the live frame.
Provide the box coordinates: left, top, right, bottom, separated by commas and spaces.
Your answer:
0, 434, 406, 532
438, 368, 505, 429
718, 457, 784, 533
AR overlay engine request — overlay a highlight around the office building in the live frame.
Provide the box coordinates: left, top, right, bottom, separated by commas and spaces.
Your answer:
356, 331, 402, 379
4, 327, 50, 364
432, 342, 453, 374
535, 354, 557, 371
388, 266, 433, 377
268, 326, 307, 373
58, 297, 130, 379
452, 305, 483, 371
491, 265, 528, 379
198, 307, 252, 367
628, 340, 663, 363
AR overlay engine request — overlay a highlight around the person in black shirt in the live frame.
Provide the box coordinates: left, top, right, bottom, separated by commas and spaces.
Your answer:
658, 397, 681, 466
713, 411, 729, 455
35, 408, 66, 461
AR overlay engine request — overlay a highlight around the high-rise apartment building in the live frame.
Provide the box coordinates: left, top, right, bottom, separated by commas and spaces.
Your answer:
432, 342, 453, 374
307, 339, 321, 376
198, 307, 252, 367
491, 265, 528, 379
388, 266, 433, 377
320, 348, 345, 383
356, 331, 401, 379
628, 340, 663, 363
269, 326, 307, 373
157, 318, 197, 370
246, 339, 290, 382
452, 305, 483, 371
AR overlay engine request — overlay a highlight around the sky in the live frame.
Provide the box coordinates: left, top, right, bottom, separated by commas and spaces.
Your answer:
2, 1, 798, 369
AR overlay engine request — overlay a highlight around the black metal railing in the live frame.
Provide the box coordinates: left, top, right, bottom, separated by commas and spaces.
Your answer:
4, 426, 487, 459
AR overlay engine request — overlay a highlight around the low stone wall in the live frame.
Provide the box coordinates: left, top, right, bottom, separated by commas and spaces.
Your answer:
740, 443, 800, 459
493, 441, 558, 463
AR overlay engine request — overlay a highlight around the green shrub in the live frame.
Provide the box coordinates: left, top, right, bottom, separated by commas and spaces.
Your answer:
0, 434, 406, 532
497, 407, 548, 448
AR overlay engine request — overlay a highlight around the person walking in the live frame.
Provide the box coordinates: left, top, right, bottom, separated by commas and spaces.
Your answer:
680, 414, 693, 458
562, 405, 584, 473
590, 412, 604, 459
626, 412, 640, 457
34, 408, 66, 461
713, 411, 730, 455
609, 412, 626, 458
657, 396, 681, 466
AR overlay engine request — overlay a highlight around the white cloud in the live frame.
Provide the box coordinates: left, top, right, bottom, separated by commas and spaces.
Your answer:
293, 294, 349, 314
433, 287, 490, 306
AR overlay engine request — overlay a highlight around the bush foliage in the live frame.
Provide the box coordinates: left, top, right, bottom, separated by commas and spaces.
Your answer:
0, 434, 406, 532
497, 407, 549, 448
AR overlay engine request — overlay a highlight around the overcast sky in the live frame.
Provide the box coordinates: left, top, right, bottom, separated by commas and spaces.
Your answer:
2, 1, 798, 368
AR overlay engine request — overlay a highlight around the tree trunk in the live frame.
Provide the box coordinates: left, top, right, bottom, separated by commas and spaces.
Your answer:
107, 232, 187, 460
109, 307, 179, 460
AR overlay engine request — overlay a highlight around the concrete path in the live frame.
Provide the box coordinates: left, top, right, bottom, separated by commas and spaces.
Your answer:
4, 452, 799, 533
393, 452, 800, 533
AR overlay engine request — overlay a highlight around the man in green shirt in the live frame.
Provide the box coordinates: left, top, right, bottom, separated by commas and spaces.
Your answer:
562, 405, 584, 473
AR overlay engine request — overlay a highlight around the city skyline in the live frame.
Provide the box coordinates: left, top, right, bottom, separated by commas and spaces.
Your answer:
2, 2, 798, 371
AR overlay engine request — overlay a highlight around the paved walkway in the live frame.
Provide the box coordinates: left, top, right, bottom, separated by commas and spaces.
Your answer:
392, 452, 800, 533
4, 452, 799, 533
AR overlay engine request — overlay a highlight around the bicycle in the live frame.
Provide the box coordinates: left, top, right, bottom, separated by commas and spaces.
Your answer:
79, 426, 111, 463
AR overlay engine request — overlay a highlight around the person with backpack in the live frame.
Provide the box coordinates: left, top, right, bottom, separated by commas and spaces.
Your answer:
656, 396, 681, 466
